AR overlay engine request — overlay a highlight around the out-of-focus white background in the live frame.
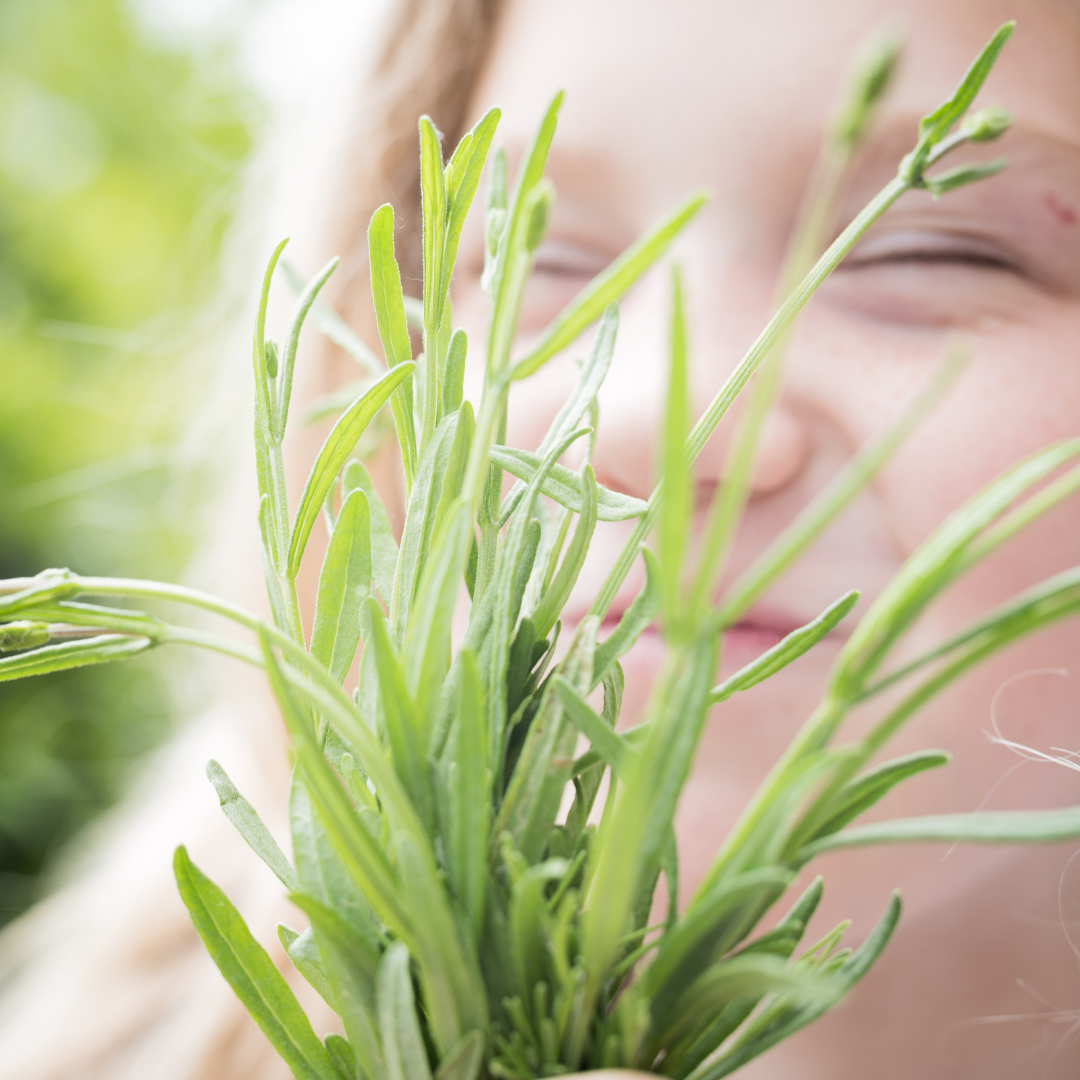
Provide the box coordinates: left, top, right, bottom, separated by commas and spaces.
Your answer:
0, 0, 389, 925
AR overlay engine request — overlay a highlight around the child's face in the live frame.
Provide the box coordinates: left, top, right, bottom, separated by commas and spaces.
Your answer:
453, 1, 1080, 1073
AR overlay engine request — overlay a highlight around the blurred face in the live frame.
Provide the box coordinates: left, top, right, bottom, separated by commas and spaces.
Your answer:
450, 1, 1080, 1077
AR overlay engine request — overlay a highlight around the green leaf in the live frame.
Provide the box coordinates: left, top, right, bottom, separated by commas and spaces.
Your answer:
434, 1032, 485, 1080
698, 894, 900, 1080
206, 759, 298, 891
487, 92, 563, 377
800, 749, 950, 845
284, 260, 383, 377
578, 630, 717, 1061
263, 639, 408, 937
292, 894, 384, 1080
0, 634, 151, 682
420, 116, 448, 449
498, 303, 622, 530
553, 675, 629, 776
368, 203, 418, 487
924, 158, 1006, 197
445, 647, 490, 944
645, 867, 794, 1031
366, 599, 432, 829
404, 498, 472, 719
592, 547, 662, 687
511, 193, 707, 381
497, 616, 597, 863
253, 238, 290, 441
801, 805, 1080, 860
325, 1034, 362, 1080
392, 409, 467, 638
659, 266, 691, 631
443, 329, 467, 417
509, 858, 568, 1001
379, 942, 434, 1080
832, 437, 1080, 700
530, 464, 599, 639
343, 460, 398, 607
392, 830, 489, 1055
312, 488, 372, 683
278, 923, 335, 1008
911, 23, 1014, 162
652, 953, 835, 1049
709, 591, 859, 704
277, 257, 340, 439
440, 109, 500, 310
173, 846, 339, 1080
491, 446, 646, 522
288, 363, 414, 579
289, 776, 381, 949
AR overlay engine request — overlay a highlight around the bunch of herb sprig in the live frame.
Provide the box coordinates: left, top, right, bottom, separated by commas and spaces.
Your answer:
4, 23, 1080, 1080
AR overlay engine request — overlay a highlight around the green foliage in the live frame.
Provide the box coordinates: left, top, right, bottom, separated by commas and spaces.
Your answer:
3, 23, 1077, 1080
0, 0, 251, 923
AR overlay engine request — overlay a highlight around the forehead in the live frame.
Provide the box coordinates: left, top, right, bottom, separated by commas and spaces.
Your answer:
467, 0, 1080, 203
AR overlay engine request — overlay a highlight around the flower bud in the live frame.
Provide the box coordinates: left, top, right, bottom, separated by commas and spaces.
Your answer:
960, 106, 1013, 143
0, 621, 51, 651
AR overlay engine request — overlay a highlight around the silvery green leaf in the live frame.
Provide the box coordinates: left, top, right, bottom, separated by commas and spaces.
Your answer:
173, 846, 340, 1080
800, 806, 1080, 860
592, 548, 662, 687
343, 460, 398, 607
434, 1032, 484, 1080
278, 923, 335, 1008
312, 488, 371, 684
0, 634, 150, 682
492, 445, 646, 523
288, 363, 414, 579
206, 759, 298, 892
277, 257, 339, 439
511, 192, 707, 381
378, 942, 434, 1080
324, 1034, 361, 1080
709, 591, 859, 704
530, 464, 598, 639
369, 203, 418, 486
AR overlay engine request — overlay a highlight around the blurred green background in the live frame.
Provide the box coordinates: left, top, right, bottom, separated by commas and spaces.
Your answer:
0, 0, 254, 923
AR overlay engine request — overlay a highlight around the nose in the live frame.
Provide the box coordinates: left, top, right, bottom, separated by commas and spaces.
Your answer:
587, 304, 813, 514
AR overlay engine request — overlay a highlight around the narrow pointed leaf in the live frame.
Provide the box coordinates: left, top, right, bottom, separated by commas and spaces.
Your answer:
710, 591, 859, 704
289, 363, 414, 578
278, 924, 335, 1008
379, 942, 434, 1080
491, 446, 646, 522
592, 547, 662, 686
207, 759, 298, 891
173, 846, 339, 1080
801, 805, 1080, 860
0, 634, 151, 681
343, 460, 398, 606
368, 203, 418, 486
511, 193, 707, 380
312, 488, 372, 683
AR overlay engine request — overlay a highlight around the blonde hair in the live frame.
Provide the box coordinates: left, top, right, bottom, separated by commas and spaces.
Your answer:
0, 2, 503, 1076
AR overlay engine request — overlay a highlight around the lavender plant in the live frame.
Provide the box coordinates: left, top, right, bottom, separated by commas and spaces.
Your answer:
4, 22, 1080, 1080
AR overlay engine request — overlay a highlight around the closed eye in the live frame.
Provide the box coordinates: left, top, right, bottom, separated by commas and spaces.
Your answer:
531, 238, 611, 279
841, 230, 1022, 275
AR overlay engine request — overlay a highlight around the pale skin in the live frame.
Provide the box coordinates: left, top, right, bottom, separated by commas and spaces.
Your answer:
447, 0, 1080, 1076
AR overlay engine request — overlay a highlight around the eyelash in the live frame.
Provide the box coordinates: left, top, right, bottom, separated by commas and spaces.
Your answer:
846, 248, 1016, 272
